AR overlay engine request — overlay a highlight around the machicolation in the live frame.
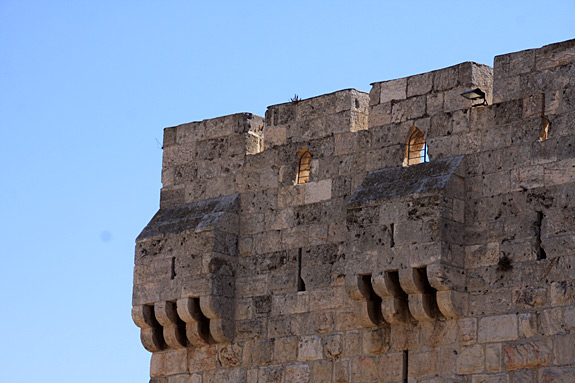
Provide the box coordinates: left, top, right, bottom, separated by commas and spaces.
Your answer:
133, 39, 575, 383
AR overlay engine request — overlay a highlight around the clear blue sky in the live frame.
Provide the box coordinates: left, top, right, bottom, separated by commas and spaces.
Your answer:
0, 1, 573, 381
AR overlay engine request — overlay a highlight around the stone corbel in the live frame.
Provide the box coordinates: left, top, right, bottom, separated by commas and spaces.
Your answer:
426, 263, 467, 318
176, 297, 211, 347
372, 273, 409, 324
155, 301, 187, 349
132, 305, 166, 352
398, 268, 439, 322
345, 274, 372, 301
345, 274, 382, 327
199, 295, 235, 343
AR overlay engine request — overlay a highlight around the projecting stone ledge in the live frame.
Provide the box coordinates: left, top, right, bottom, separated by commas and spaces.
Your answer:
345, 156, 467, 327
348, 155, 464, 205
133, 193, 240, 351
137, 193, 239, 240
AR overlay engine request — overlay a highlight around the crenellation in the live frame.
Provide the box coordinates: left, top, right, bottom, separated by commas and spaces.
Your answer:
134, 39, 575, 382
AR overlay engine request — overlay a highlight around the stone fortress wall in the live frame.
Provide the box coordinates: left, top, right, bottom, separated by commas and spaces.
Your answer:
133, 39, 575, 383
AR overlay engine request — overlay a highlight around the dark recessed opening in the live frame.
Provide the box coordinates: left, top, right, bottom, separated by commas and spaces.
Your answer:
297, 248, 306, 292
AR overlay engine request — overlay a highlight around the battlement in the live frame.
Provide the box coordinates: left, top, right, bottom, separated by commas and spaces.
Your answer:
369, 61, 493, 128
494, 39, 575, 103
264, 89, 369, 146
134, 39, 575, 383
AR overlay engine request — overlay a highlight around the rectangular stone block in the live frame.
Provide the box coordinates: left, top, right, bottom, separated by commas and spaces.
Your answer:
188, 346, 218, 373
459, 317, 477, 345
427, 92, 444, 115
457, 345, 485, 374
298, 335, 324, 361
420, 319, 457, 346
305, 179, 332, 204
391, 95, 426, 122
334, 359, 350, 383
486, 343, 502, 373
539, 367, 575, 383
540, 307, 563, 336
545, 158, 575, 186
478, 315, 518, 343
309, 287, 344, 310
275, 336, 298, 363
379, 352, 404, 381
284, 362, 311, 383
151, 349, 189, 377
471, 374, 508, 383
380, 77, 407, 103
553, 334, 575, 365
503, 340, 552, 371
517, 312, 538, 338
512, 287, 546, 308
368, 102, 392, 128
242, 339, 274, 366
410, 349, 440, 377
351, 356, 379, 383
434, 65, 459, 92
444, 88, 475, 113
272, 292, 309, 316
536, 39, 575, 71
466, 242, 500, 268
407, 72, 433, 97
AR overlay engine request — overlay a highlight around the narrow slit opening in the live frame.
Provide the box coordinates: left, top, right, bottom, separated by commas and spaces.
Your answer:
170, 257, 176, 280
536, 211, 547, 260
297, 248, 306, 292
403, 350, 409, 383
390, 223, 395, 248
539, 93, 549, 142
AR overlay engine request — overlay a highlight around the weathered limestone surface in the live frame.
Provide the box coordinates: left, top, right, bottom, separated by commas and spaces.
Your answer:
135, 39, 575, 382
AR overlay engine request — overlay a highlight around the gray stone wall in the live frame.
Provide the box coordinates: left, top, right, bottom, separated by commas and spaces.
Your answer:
133, 39, 575, 382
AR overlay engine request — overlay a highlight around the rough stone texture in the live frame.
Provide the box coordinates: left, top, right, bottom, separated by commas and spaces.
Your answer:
457, 345, 485, 374
134, 39, 575, 382
503, 341, 552, 371
478, 315, 518, 343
